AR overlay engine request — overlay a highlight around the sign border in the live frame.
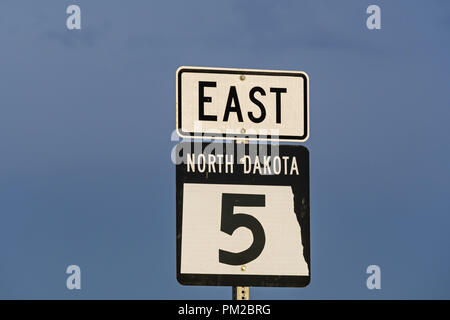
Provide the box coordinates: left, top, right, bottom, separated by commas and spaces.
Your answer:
176, 66, 309, 143
176, 142, 311, 288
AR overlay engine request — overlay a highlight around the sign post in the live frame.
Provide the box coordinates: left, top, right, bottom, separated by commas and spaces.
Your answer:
233, 286, 249, 300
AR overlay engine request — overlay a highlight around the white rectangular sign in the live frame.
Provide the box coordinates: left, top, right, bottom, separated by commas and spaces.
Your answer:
181, 183, 309, 276
176, 66, 309, 142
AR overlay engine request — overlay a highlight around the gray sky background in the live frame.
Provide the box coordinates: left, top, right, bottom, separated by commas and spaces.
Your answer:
0, 0, 449, 299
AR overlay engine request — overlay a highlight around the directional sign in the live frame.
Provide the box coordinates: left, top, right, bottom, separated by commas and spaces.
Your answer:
176, 142, 310, 287
176, 67, 309, 142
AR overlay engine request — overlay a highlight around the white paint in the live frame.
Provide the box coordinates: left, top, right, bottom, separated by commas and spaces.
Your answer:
180, 183, 309, 276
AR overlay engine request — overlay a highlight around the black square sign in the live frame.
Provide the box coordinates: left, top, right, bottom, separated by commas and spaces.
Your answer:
176, 142, 310, 287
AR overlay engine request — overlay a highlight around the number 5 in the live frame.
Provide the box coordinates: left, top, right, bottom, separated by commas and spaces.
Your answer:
219, 193, 266, 266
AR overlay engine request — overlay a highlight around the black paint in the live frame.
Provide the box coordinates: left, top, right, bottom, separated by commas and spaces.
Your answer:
223, 86, 244, 122
248, 86, 266, 123
219, 193, 266, 266
198, 81, 217, 121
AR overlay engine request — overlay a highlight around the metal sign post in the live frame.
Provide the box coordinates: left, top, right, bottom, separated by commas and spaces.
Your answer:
233, 286, 249, 300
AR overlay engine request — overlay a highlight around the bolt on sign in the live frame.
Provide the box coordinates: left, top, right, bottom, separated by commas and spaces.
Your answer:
176, 66, 309, 142
175, 142, 310, 287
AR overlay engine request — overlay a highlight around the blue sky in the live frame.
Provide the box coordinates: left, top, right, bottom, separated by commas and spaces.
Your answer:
0, 0, 449, 299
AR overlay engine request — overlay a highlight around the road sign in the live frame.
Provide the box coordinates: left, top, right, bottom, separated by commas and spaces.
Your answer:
176, 142, 310, 287
176, 67, 309, 142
